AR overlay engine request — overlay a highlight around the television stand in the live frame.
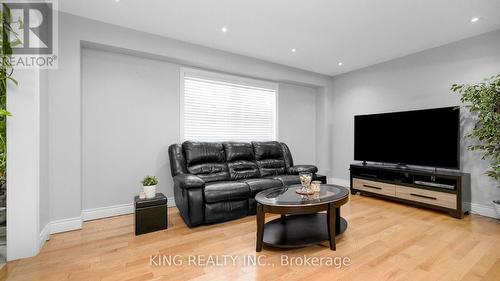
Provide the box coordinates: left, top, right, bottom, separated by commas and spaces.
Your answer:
350, 163, 470, 218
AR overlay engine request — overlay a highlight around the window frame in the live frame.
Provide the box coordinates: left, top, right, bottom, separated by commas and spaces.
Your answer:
179, 67, 279, 142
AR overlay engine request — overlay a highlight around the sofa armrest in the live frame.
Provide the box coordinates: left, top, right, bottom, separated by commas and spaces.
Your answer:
288, 165, 318, 175
173, 174, 205, 189
173, 175, 205, 227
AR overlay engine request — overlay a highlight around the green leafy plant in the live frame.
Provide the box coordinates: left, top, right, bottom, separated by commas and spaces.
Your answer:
451, 74, 500, 183
141, 176, 159, 186
0, 3, 22, 180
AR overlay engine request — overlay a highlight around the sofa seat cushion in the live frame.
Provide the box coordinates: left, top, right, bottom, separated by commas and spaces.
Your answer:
265, 174, 301, 186
204, 181, 250, 203
239, 178, 283, 197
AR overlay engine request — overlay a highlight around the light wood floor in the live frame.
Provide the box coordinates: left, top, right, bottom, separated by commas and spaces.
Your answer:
2, 194, 500, 281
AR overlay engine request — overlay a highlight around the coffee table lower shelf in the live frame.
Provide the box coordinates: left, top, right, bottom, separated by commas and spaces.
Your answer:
263, 213, 348, 248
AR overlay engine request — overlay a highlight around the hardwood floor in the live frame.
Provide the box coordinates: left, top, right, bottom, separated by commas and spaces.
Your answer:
2, 194, 500, 281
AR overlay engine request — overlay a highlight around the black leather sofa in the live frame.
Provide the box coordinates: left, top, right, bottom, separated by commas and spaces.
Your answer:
168, 141, 319, 227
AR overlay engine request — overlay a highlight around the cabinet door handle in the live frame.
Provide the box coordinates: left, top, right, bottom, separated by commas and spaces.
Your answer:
410, 193, 437, 200
363, 184, 382, 190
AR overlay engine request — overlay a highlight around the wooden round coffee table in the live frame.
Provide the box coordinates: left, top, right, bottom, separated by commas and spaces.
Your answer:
254, 184, 349, 251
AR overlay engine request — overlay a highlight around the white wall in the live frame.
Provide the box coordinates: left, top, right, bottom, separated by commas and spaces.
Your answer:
47, 12, 332, 228
81, 48, 179, 208
278, 83, 317, 164
39, 70, 50, 243
10, 10, 498, 261
81, 47, 318, 211
46, 11, 500, 236
7, 69, 45, 260
328, 30, 500, 217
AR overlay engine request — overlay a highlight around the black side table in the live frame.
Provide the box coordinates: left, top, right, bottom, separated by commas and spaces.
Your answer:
134, 193, 168, 235
314, 174, 327, 184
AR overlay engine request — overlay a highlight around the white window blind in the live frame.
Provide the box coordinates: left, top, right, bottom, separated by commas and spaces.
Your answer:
182, 69, 277, 142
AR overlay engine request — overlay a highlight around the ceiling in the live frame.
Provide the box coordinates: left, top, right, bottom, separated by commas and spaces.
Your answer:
59, 0, 500, 76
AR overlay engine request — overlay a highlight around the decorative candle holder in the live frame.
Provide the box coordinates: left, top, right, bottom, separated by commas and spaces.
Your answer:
311, 180, 321, 193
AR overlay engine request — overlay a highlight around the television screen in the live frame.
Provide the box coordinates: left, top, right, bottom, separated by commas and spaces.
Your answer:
354, 107, 460, 169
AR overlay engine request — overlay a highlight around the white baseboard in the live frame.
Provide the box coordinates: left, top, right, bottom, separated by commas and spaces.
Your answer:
470, 202, 499, 219
49, 197, 176, 234
82, 203, 134, 221
328, 177, 350, 187
49, 216, 83, 234
168, 196, 176, 207
82, 197, 175, 222
39, 223, 51, 249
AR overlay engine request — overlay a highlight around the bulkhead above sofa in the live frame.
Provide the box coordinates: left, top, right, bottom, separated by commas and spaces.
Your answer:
168, 141, 319, 227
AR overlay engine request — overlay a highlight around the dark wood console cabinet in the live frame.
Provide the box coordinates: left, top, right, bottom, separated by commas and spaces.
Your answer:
350, 163, 471, 218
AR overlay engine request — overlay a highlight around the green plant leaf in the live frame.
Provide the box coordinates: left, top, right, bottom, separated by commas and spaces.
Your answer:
7, 76, 18, 85
0, 109, 11, 117
452, 73, 500, 186
0, 1, 18, 178
9, 38, 22, 47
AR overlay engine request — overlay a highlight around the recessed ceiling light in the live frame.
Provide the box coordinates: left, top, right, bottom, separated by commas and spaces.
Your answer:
338, 62, 343, 66
114, 0, 120, 2
291, 48, 297, 53
221, 27, 228, 33
471, 17, 479, 23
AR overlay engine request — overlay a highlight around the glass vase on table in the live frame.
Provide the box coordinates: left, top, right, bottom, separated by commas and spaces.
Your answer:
298, 172, 313, 194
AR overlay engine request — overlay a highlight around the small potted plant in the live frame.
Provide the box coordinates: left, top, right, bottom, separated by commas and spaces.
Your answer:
141, 175, 158, 199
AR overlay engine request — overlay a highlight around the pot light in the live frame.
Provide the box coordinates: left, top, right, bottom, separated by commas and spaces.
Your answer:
471, 17, 479, 23
338, 62, 343, 66
114, 0, 120, 2
221, 27, 228, 33
291, 48, 297, 53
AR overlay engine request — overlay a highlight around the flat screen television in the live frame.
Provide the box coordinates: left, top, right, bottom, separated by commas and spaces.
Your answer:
354, 106, 460, 169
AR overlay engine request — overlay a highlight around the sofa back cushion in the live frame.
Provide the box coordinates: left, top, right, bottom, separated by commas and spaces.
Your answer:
182, 141, 229, 182
223, 142, 260, 180
252, 141, 286, 177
